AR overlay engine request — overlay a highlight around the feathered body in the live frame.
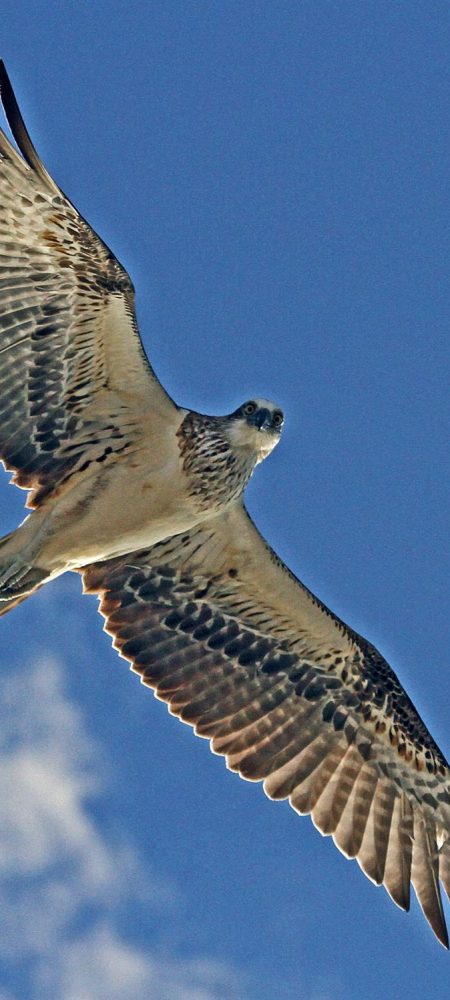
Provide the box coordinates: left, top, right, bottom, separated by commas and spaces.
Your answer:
0, 62, 449, 948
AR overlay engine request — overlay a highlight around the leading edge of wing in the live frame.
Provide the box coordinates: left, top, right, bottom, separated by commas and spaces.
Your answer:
0, 60, 177, 411
0, 60, 58, 190
0, 61, 178, 494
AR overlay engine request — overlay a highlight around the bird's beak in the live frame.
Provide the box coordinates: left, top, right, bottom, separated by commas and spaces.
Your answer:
253, 408, 272, 430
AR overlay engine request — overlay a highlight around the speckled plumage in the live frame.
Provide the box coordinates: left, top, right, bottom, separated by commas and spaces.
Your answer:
178, 411, 258, 509
0, 116, 165, 509
82, 511, 450, 945
0, 63, 449, 948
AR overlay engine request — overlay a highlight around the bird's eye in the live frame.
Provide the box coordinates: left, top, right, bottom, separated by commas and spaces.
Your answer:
272, 411, 283, 427
243, 401, 257, 416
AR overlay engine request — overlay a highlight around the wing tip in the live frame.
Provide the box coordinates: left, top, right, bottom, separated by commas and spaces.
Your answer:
0, 60, 26, 142
437, 924, 449, 950
0, 58, 10, 92
0, 60, 56, 190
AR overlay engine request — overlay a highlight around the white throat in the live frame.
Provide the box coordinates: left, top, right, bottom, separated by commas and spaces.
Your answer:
226, 420, 278, 462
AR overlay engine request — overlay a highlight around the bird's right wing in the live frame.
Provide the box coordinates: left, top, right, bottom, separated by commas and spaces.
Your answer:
0, 62, 177, 507
83, 504, 450, 947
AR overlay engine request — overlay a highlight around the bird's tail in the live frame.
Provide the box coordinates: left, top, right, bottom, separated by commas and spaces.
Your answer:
0, 528, 50, 616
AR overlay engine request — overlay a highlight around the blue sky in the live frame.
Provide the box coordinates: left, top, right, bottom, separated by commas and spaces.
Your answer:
0, 2, 449, 997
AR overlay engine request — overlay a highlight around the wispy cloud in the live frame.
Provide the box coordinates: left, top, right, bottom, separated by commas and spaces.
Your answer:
0, 657, 242, 1000
37, 928, 241, 1000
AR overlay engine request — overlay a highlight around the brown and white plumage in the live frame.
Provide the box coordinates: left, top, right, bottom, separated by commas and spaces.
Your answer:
82, 509, 450, 947
0, 63, 448, 947
0, 62, 175, 511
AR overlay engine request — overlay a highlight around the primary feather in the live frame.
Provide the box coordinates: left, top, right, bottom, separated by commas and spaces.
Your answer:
0, 61, 448, 948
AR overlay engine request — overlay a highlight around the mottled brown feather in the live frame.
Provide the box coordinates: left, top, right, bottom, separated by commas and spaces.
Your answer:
383, 793, 413, 912
332, 763, 379, 858
411, 813, 448, 948
0, 61, 175, 507
82, 507, 450, 946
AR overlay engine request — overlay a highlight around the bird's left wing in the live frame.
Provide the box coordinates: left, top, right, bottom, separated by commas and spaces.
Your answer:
82, 504, 450, 947
0, 63, 177, 507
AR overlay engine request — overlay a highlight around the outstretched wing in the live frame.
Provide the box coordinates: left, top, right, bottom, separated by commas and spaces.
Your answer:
0, 62, 176, 507
83, 504, 450, 947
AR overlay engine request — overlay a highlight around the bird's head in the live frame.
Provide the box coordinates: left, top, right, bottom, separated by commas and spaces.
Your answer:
224, 398, 284, 462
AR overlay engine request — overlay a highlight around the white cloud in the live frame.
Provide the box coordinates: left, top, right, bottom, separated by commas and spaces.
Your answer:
36, 925, 241, 1000
0, 658, 131, 891
0, 658, 242, 1000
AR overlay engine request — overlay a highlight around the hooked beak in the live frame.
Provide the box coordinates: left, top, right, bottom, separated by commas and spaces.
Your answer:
253, 408, 272, 430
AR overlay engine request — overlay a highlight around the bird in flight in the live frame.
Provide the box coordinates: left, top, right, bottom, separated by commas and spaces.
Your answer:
0, 61, 448, 947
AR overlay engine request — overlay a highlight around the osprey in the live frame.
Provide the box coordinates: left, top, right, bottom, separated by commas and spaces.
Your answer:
0, 62, 448, 946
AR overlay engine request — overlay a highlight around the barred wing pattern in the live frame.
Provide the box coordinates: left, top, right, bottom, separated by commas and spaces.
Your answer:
83, 506, 450, 946
0, 61, 175, 507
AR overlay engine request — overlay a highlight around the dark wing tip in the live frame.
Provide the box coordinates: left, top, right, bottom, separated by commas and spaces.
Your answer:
428, 908, 449, 950
0, 61, 32, 155
0, 60, 54, 188
438, 923, 449, 950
